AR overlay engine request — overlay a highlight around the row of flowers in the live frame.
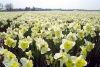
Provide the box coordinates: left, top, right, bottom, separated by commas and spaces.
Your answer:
0, 12, 24, 30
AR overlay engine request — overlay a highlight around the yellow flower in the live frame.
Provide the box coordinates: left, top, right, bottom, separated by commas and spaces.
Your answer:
26, 60, 33, 67
5, 38, 13, 47
65, 58, 73, 67
3, 56, 19, 67
75, 59, 86, 67
87, 44, 94, 51
90, 31, 96, 37
35, 38, 50, 54
21, 27, 28, 33
67, 32, 77, 41
8, 52, 16, 61
72, 55, 87, 67
64, 41, 73, 50
81, 46, 87, 57
85, 40, 94, 51
60, 39, 75, 51
85, 25, 91, 31
53, 37, 59, 44
3, 49, 9, 58
76, 24, 81, 30
41, 47, 50, 54
54, 52, 67, 61
26, 36, 32, 43
55, 30, 61, 36
83, 23, 92, 32
4, 38, 17, 48
46, 54, 53, 65
20, 58, 33, 67
19, 41, 29, 51
10, 61, 19, 67
18, 31, 24, 39
54, 52, 68, 67
77, 30, 84, 38
26, 50, 33, 58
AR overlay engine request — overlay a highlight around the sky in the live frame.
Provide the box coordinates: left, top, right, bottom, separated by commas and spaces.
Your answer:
0, 0, 100, 10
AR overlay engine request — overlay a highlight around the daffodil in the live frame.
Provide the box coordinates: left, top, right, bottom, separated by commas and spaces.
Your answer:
55, 30, 61, 37
53, 37, 59, 44
75, 58, 87, 67
41, 47, 50, 54
3, 49, 9, 58
3, 58, 20, 67
54, 52, 68, 67
85, 40, 95, 51
46, 54, 53, 65
3, 50, 19, 67
87, 43, 94, 51
20, 57, 33, 67
26, 36, 32, 43
65, 58, 73, 67
4, 38, 17, 48
83, 23, 92, 36
18, 40, 29, 51
54, 52, 62, 59
35, 38, 50, 54
72, 55, 87, 67
90, 31, 96, 37
66, 32, 77, 41
76, 24, 81, 30
80, 46, 87, 58
25, 50, 33, 58
46, 31, 52, 39
7, 52, 16, 61
60, 39, 75, 51
10, 61, 19, 67
18, 31, 24, 39
77, 30, 84, 38
21, 27, 28, 33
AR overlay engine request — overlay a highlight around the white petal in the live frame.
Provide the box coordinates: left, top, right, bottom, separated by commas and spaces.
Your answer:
71, 56, 77, 63
20, 57, 27, 65
54, 53, 62, 59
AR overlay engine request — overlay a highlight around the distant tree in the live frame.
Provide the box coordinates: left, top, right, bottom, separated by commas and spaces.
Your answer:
5, 3, 13, 11
31, 6, 36, 11
25, 7, 31, 11
0, 3, 3, 11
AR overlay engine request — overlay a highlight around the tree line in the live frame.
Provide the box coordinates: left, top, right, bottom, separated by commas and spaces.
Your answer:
0, 3, 53, 11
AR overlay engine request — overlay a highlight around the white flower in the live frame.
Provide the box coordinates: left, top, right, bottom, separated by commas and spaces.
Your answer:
4, 37, 17, 48
66, 32, 77, 41
83, 23, 92, 33
85, 40, 95, 51
77, 30, 84, 38
20, 57, 33, 67
60, 39, 75, 52
90, 31, 96, 37
54, 52, 68, 67
35, 38, 50, 54
25, 50, 33, 58
18, 40, 29, 51
72, 55, 87, 67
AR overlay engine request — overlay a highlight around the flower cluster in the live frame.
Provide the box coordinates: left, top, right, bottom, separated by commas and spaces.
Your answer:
0, 11, 100, 67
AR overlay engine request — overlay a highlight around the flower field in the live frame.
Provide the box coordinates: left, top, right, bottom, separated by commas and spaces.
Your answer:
0, 11, 100, 67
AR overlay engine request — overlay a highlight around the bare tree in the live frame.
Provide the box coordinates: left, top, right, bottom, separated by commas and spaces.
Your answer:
5, 3, 13, 11
0, 3, 3, 11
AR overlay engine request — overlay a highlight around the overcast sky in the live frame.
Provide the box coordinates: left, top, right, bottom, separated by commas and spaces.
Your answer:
0, 0, 100, 10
